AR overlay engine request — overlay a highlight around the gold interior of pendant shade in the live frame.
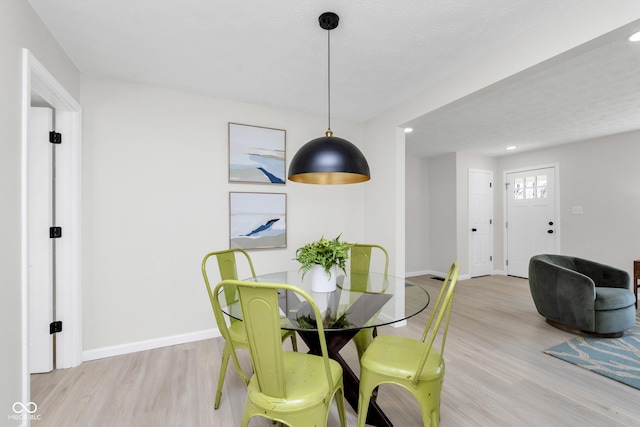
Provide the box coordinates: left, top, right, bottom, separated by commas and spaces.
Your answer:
288, 172, 370, 185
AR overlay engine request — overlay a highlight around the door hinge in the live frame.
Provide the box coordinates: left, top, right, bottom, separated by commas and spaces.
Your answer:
50, 321, 63, 334
490, 256, 493, 261
49, 226, 62, 238
505, 221, 508, 228
489, 182, 492, 188
506, 259, 509, 266
49, 131, 62, 144
505, 182, 510, 190
489, 219, 492, 225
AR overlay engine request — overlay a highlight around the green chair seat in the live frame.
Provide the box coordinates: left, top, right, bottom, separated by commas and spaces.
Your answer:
246, 351, 343, 411
360, 335, 444, 382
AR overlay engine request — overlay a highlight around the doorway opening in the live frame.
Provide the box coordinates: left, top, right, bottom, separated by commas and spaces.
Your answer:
21, 49, 83, 408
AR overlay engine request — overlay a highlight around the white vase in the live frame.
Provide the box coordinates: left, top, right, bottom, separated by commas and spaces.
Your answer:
308, 265, 337, 292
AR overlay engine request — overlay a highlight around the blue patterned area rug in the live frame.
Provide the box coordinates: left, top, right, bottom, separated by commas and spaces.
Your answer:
544, 317, 640, 390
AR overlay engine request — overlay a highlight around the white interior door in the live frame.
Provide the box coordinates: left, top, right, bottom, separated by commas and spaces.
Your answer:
28, 107, 54, 373
506, 166, 558, 278
469, 169, 493, 277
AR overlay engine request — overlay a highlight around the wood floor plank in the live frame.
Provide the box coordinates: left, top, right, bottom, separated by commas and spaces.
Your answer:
31, 275, 640, 426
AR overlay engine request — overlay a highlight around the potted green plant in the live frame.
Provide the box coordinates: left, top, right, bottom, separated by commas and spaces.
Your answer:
294, 235, 351, 292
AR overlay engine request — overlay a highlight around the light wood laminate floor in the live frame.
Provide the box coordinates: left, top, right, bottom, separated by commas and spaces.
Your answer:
31, 275, 640, 426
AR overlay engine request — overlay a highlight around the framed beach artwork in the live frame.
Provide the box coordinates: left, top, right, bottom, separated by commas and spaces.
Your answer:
229, 192, 287, 250
228, 122, 286, 184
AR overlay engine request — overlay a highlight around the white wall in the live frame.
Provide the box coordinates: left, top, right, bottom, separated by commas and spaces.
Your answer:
81, 75, 367, 353
497, 130, 640, 277
427, 153, 457, 276
362, 122, 406, 276
1, 0, 80, 422
405, 156, 429, 275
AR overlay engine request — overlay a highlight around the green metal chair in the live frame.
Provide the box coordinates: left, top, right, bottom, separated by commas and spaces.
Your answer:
349, 243, 389, 359
213, 279, 347, 427
201, 249, 297, 409
357, 262, 460, 427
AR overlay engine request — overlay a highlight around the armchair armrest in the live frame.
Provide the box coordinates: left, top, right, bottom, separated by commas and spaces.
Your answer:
573, 257, 630, 290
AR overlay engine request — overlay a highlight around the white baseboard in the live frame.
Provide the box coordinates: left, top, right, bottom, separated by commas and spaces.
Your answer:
82, 328, 220, 362
405, 270, 431, 277
406, 270, 470, 281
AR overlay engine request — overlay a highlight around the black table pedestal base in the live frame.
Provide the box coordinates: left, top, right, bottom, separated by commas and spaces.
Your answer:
297, 330, 393, 427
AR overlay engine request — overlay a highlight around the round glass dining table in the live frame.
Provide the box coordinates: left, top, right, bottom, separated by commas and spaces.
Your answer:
218, 269, 430, 427
220, 270, 430, 331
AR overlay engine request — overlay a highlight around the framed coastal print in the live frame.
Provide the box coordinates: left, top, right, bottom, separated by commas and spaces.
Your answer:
229, 192, 287, 250
228, 122, 286, 184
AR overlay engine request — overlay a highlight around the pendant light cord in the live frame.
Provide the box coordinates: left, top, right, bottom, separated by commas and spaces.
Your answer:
327, 27, 332, 136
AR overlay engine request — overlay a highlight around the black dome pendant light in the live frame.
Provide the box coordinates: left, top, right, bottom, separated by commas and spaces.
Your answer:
288, 12, 370, 184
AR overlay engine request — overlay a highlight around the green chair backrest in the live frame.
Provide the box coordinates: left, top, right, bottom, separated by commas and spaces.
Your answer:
414, 262, 459, 385
202, 249, 257, 323
349, 244, 389, 292
215, 249, 256, 280
239, 284, 286, 397
214, 279, 335, 399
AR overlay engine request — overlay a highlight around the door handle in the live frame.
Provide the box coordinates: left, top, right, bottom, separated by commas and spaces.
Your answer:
547, 230, 554, 234
471, 228, 477, 232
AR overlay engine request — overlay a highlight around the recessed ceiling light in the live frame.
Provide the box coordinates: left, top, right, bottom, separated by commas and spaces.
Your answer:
506, 146, 516, 151
628, 31, 640, 42
404, 128, 413, 133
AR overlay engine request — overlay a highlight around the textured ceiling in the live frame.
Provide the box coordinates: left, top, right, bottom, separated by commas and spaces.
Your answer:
27, 0, 640, 157
404, 22, 640, 157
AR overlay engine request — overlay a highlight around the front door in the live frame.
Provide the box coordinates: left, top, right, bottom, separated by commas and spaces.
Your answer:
505, 166, 558, 278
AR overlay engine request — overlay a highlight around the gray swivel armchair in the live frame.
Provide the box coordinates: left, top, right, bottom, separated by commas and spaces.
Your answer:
529, 254, 635, 337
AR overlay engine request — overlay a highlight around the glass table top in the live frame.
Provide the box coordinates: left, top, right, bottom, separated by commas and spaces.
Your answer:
218, 270, 430, 332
